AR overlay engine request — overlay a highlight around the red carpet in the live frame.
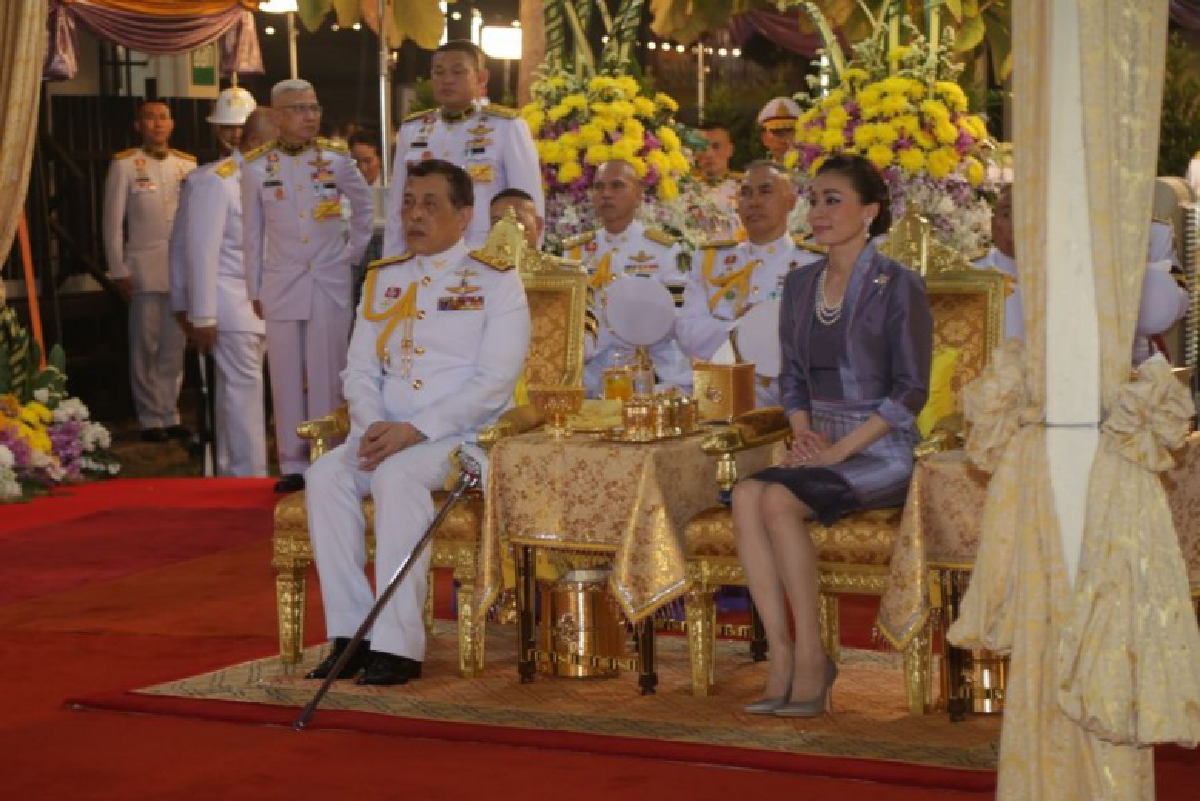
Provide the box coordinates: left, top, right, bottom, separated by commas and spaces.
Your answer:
2, 478, 1196, 800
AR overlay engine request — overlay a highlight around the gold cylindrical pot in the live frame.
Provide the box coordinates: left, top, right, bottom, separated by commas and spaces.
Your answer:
940, 569, 1008, 715
538, 569, 625, 678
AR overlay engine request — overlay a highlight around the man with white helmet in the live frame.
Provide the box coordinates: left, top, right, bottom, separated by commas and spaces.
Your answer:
757, 97, 801, 161
169, 87, 273, 476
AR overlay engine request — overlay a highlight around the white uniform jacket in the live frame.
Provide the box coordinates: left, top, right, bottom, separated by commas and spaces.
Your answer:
241, 137, 373, 321
104, 147, 195, 293
678, 233, 819, 361
182, 155, 265, 334
565, 220, 691, 394
383, 102, 544, 255
343, 239, 530, 445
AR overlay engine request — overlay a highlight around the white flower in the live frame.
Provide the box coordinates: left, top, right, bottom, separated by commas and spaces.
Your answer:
0, 444, 13, 469
33, 388, 49, 403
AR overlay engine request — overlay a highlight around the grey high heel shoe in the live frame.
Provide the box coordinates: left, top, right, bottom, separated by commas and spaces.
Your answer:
743, 684, 791, 715
773, 655, 837, 718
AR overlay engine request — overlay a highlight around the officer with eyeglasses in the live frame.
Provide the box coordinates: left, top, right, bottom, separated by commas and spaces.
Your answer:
241, 78, 374, 493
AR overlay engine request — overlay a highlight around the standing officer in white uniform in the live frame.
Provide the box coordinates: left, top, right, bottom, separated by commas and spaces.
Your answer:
103, 100, 196, 442
694, 122, 743, 240
176, 107, 278, 477
678, 161, 820, 407
305, 159, 530, 685
383, 40, 543, 255
563, 159, 691, 396
242, 78, 374, 492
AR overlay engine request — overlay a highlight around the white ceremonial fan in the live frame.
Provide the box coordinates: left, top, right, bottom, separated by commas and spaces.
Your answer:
1136, 261, 1187, 336
734, 299, 783, 378
605, 276, 676, 346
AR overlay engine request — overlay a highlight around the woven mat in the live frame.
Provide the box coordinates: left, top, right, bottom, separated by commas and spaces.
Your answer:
134, 623, 999, 771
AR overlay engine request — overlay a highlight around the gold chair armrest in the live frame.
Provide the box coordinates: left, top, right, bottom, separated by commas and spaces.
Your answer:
700, 407, 791, 495
914, 412, 965, 460
296, 405, 350, 462
478, 403, 546, 451
700, 406, 791, 456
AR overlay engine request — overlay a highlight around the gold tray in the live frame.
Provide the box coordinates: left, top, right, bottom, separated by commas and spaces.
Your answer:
595, 426, 685, 444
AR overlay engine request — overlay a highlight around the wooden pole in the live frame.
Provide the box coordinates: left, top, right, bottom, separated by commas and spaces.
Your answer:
16, 212, 45, 368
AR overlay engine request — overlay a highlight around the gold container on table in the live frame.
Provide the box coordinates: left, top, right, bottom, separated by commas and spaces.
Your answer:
538, 569, 625, 679
692, 362, 756, 422
621, 397, 656, 441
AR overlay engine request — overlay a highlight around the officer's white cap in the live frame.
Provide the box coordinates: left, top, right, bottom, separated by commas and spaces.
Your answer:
757, 97, 801, 127
207, 86, 257, 126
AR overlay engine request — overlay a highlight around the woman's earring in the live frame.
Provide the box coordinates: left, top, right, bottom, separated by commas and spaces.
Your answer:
864, 217, 874, 237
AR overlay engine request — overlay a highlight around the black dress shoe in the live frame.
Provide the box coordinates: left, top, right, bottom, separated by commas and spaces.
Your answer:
305, 638, 372, 680
165, 424, 193, 441
356, 652, 423, 686
140, 428, 169, 443
274, 473, 306, 493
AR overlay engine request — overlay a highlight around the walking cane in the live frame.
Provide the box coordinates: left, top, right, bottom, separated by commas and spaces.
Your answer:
196, 352, 217, 477
292, 446, 484, 730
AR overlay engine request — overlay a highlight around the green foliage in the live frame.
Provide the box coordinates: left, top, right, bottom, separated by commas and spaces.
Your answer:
0, 306, 67, 406
1158, 32, 1200, 178
703, 67, 802, 167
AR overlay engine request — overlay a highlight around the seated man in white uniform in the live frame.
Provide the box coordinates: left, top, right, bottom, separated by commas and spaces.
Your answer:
563, 159, 692, 396
305, 159, 530, 685
976, 183, 1188, 361
678, 160, 820, 407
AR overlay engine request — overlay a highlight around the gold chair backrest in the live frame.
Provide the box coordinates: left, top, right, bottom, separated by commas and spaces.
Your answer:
926, 270, 1006, 397
521, 269, 588, 388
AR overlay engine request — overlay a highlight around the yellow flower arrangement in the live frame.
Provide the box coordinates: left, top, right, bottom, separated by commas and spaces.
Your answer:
522, 69, 691, 205
783, 2, 997, 254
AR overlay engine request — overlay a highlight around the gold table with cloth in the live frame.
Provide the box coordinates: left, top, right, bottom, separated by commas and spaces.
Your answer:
476, 429, 774, 690
877, 434, 1200, 653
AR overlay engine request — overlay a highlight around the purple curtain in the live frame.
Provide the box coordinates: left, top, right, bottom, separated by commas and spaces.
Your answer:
724, 10, 827, 58
44, 0, 262, 81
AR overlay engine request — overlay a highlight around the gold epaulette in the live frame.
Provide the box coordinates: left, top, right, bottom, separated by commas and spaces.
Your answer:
702, 239, 739, 251
315, 136, 348, 153
367, 252, 415, 270
244, 140, 275, 162
470, 249, 516, 272
1152, 216, 1172, 226
561, 231, 595, 251
112, 148, 138, 160
171, 148, 197, 162
794, 233, 827, 254
214, 158, 238, 179
483, 103, 519, 119
728, 170, 744, 180
644, 228, 677, 246
404, 108, 435, 123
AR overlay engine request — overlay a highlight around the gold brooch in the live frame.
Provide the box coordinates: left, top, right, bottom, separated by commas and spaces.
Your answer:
873, 274, 890, 287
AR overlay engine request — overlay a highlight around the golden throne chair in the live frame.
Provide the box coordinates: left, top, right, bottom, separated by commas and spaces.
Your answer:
272, 247, 588, 677
681, 266, 1006, 709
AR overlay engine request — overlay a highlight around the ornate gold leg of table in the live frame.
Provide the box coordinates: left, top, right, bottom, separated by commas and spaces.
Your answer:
516, 544, 537, 683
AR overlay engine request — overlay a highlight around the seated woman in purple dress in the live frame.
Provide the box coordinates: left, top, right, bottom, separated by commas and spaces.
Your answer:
731, 155, 933, 718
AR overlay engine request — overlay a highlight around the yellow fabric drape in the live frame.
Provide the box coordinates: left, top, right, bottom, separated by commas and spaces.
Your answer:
1058, 2, 1200, 750
949, 2, 1194, 797
0, 0, 47, 274
299, 0, 445, 49
78, 1, 259, 14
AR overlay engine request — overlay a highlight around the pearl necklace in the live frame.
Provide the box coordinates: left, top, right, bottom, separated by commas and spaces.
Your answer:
815, 267, 844, 326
